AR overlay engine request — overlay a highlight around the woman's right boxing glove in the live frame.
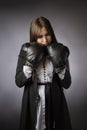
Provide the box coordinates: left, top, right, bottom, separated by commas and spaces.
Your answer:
19, 42, 47, 68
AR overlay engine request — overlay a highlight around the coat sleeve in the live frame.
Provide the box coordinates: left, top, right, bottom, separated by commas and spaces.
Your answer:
59, 69, 72, 89
15, 43, 32, 88
58, 60, 72, 89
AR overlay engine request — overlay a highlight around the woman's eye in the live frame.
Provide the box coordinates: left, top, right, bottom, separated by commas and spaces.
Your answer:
37, 35, 42, 38
46, 33, 51, 37
37, 33, 51, 39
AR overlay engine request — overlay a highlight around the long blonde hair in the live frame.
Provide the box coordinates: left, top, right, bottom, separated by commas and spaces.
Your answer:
30, 16, 57, 43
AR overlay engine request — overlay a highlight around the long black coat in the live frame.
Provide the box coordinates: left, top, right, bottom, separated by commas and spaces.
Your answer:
15, 43, 72, 130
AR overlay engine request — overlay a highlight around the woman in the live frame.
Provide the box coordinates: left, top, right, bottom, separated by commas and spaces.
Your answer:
15, 16, 72, 130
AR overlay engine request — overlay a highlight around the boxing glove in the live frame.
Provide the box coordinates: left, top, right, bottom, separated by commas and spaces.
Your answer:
20, 42, 47, 68
47, 42, 70, 68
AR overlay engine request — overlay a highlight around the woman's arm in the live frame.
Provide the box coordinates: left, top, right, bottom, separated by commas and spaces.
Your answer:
15, 44, 33, 88
57, 60, 72, 89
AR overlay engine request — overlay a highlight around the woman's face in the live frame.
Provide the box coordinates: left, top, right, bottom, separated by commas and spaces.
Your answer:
36, 27, 52, 46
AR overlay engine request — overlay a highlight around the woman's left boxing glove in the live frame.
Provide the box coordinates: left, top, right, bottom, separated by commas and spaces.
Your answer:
47, 42, 70, 68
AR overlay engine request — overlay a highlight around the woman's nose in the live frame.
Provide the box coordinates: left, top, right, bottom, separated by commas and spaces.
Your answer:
43, 36, 47, 42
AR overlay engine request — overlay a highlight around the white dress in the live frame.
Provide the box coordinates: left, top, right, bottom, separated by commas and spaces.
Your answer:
23, 58, 66, 130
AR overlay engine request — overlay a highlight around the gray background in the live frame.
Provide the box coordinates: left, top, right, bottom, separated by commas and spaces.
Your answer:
0, 0, 87, 130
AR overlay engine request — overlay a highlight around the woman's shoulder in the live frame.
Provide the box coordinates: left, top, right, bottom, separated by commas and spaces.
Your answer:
58, 42, 70, 55
21, 42, 30, 51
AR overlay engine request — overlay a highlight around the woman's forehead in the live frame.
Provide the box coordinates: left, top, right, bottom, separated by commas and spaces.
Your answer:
37, 27, 48, 35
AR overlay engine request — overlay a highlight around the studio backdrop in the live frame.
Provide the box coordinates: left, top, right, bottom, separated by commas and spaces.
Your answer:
0, 1, 87, 130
